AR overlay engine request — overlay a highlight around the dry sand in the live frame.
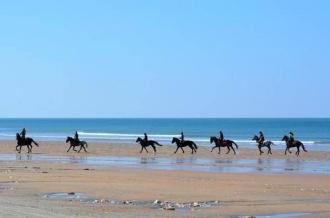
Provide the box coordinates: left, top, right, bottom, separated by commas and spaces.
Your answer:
0, 140, 329, 217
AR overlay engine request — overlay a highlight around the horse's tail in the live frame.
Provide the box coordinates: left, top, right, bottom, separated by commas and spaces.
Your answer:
192, 142, 198, 150
155, 142, 163, 147
32, 140, 39, 147
232, 141, 239, 149
301, 143, 307, 152
82, 141, 88, 148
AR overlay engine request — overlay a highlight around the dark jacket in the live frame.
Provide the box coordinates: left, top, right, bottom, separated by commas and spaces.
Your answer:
20, 128, 26, 139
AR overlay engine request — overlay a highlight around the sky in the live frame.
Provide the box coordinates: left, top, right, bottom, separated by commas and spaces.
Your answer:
0, 0, 329, 118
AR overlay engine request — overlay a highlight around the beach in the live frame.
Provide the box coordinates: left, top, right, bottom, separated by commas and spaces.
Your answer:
0, 140, 329, 217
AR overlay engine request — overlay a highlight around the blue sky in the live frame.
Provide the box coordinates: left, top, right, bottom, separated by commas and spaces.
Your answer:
0, 0, 329, 118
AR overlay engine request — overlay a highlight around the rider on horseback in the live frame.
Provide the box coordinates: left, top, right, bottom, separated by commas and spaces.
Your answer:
258, 131, 265, 144
74, 131, 80, 143
180, 132, 185, 143
143, 133, 148, 143
20, 128, 26, 140
289, 132, 295, 144
219, 131, 224, 143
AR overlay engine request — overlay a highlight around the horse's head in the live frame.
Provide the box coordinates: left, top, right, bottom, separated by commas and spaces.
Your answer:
16, 133, 20, 141
282, 135, 289, 142
136, 137, 142, 143
252, 135, 259, 141
210, 136, 217, 144
66, 137, 71, 143
172, 137, 179, 144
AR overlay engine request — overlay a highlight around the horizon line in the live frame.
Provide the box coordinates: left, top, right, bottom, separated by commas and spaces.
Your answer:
0, 117, 329, 119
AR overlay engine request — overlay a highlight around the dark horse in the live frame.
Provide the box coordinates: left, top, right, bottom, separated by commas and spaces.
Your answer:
66, 137, 88, 153
210, 136, 238, 155
171, 137, 198, 154
136, 137, 163, 154
282, 135, 307, 156
252, 135, 274, 155
16, 133, 39, 153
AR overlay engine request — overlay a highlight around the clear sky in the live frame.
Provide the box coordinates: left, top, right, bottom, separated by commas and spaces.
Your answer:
0, 0, 329, 118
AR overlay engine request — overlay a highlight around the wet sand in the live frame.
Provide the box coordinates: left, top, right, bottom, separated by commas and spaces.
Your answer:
0, 140, 330, 217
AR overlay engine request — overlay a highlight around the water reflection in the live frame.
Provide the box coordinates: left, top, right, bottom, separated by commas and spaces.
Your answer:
1, 154, 329, 175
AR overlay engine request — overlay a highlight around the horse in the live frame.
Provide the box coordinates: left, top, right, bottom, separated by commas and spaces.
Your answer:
282, 135, 307, 156
16, 133, 39, 153
136, 137, 163, 154
171, 137, 198, 154
210, 136, 238, 155
252, 135, 274, 155
66, 137, 88, 153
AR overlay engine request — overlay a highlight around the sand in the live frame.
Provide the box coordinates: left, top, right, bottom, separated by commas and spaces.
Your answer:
0, 140, 329, 217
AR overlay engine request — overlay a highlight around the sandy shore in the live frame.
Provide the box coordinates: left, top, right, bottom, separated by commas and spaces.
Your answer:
0, 140, 330, 217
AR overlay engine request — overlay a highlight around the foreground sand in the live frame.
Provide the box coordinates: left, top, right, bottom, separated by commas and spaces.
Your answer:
0, 140, 329, 217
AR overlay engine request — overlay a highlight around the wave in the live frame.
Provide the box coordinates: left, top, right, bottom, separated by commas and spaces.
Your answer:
78, 132, 179, 138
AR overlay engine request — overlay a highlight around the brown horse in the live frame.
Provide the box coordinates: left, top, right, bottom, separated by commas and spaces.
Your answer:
282, 135, 307, 156
66, 137, 88, 153
136, 137, 163, 154
172, 137, 198, 154
16, 133, 39, 153
210, 136, 238, 155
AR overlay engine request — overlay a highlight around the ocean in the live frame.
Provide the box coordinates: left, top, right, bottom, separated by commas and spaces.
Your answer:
0, 118, 329, 151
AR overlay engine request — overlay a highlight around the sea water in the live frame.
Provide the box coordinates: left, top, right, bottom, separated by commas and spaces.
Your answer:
0, 118, 329, 151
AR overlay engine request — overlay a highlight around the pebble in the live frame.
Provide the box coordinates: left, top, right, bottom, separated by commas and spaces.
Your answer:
163, 206, 175, 211
193, 202, 200, 207
100, 199, 109, 203
153, 200, 161, 205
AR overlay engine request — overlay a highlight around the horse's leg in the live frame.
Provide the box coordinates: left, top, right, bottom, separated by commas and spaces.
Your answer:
226, 146, 230, 154
296, 147, 300, 156
151, 145, 156, 154
140, 146, 144, 153
83, 145, 87, 152
231, 145, 236, 155
143, 147, 149, 153
189, 145, 194, 154
211, 146, 216, 152
174, 146, 179, 154
78, 146, 83, 153
285, 147, 288, 155
218, 146, 221, 154
180, 147, 185, 153
259, 147, 263, 155
67, 145, 72, 152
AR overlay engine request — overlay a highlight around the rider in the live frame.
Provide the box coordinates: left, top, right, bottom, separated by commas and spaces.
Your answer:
74, 131, 80, 142
258, 131, 265, 144
20, 128, 26, 140
180, 132, 185, 143
143, 133, 148, 143
289, 132, 295, 144
219, 131, 224, 143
